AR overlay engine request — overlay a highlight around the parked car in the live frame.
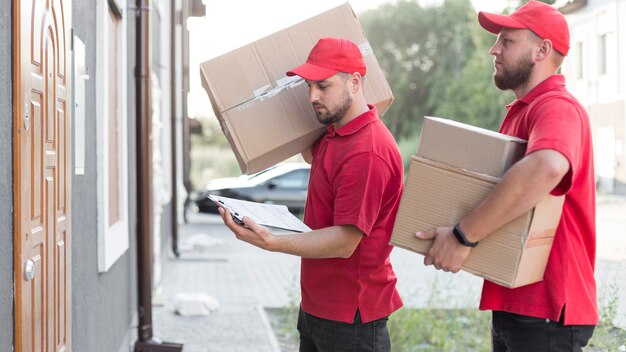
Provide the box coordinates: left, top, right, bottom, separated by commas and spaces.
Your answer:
192, 162, 311, 215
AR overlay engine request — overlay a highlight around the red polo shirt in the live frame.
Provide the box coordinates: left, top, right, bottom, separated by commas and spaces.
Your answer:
480, 75, 598, 325
300, 105, 404, 323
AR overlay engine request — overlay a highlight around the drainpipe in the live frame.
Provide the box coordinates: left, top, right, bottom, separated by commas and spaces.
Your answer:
181, 0, 192, 223
170, 0, 180, 257
134, 0, 182, 350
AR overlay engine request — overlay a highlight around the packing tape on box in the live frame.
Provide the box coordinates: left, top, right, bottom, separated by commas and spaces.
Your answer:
253, 84, 272, 98
229, 77, 307, 113
251, 76, 303, 99
359, 42, 373, 58
233, 39, 371, 111
275, 75, 303, 88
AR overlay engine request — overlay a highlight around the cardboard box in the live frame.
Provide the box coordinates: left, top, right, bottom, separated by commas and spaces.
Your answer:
200, 3, 394, 174
418, 116, 527, 177
390, 118, 564, 288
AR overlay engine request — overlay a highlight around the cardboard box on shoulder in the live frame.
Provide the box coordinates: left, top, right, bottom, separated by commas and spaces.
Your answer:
390, 117, 564, 288
199, 3, 393, 174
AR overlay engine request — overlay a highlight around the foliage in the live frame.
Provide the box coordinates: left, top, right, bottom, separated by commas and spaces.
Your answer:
266, 274, 301, 352
265, 277, 625, 352
189, 115, 240, 189
397, 134, 420, 172
359, 0, 515, 140
388, 308, 490, 351
267, 302, 626, 352
190, 115, 231, 149
433, 18, 514, 130
587, 280, 626, 351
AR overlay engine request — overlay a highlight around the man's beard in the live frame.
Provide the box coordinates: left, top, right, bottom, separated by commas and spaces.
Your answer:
314, 88, 353, 126
493, 51, 535, 91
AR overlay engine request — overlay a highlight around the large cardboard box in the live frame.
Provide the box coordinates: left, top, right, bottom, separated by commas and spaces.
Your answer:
418, 116, 527, 177
390, 118, 564, 288
200, 3, 393, 174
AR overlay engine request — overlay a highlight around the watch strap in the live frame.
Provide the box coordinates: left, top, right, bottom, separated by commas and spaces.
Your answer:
453, 223, 478, 247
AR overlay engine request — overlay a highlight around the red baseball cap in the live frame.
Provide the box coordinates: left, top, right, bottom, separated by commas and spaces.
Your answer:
478, 0, 570, 56
286, 37, 367, 81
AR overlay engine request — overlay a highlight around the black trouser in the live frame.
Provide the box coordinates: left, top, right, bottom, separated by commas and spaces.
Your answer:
491, 311, 595, 352
297, 307, 391, 352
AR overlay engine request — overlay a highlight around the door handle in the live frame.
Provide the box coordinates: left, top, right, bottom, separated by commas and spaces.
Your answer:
23, 104, 30, 131
24, 259, 35, 281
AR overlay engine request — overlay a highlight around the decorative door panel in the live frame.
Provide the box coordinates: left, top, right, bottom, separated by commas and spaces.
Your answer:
14, 0, 72, 351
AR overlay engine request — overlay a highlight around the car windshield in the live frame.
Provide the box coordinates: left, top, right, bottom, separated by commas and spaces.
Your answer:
245, 164, 308, 185
245, 168, 275, 182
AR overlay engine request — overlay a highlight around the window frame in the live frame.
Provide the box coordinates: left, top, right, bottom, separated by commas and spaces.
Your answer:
96, 0, 129, 272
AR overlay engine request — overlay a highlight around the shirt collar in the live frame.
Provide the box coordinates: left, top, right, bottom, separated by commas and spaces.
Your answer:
326, 104, 378, 137
506, 74, 566, 110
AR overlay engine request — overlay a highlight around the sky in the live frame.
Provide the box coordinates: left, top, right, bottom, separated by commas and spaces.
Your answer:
188, 0, 510, 118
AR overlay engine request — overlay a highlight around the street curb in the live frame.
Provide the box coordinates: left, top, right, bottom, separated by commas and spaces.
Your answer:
257, 305, 282, 352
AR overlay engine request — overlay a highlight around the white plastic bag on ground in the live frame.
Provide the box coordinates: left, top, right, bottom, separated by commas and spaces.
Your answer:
174, 292, 220, 316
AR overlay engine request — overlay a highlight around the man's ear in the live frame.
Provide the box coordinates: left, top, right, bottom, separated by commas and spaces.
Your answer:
350, 72, 362, 93
536, 39, 553, 61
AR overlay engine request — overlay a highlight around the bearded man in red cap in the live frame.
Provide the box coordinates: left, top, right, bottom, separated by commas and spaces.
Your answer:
416, 1, 597, 350
219, 36, 404, 351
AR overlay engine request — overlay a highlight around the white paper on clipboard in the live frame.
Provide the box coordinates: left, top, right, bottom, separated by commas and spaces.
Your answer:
208, 194, 312, 233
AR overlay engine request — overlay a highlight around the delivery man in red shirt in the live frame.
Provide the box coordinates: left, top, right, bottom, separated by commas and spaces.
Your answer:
416, 1, 597, 351
219, 37, 404, 351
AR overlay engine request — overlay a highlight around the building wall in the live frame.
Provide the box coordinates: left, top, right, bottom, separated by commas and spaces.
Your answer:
125, 5, 140, 350
72, 1, 137, 351
0, 0, 14, 350
151, 1, 175, 289
565, 0, 626, 193
589, 101, 626, 192
2, 1, 176, 350
617, 0, 626, 192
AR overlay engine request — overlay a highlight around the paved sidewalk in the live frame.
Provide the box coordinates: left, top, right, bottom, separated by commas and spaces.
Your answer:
153, 197, 626, 351
153, 212, 297, 352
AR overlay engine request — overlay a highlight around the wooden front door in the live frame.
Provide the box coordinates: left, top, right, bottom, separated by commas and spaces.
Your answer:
13, 0, 72, 351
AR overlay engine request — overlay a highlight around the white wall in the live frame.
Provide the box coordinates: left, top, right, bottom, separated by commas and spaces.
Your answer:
564, 0, 626, 193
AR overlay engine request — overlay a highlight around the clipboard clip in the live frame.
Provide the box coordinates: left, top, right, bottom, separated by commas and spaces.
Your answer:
211, 196, 244, 225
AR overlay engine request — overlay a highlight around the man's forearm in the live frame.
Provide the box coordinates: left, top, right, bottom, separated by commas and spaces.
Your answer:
270, 225, 363, 259
460, 149, 569, 243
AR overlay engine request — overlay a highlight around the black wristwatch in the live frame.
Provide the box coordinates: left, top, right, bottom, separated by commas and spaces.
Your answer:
453, 223, 478, 247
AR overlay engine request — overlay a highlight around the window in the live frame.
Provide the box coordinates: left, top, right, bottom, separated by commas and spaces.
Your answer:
271, 170, 310, 189
575, 41, 584, 80
598, 33, 608, 76
96, 0, 129, 272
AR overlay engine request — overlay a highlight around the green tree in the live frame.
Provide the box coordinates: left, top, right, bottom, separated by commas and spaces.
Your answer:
360, 0, 521, 137
360, 0, 435, 138
433, 15, 514, 130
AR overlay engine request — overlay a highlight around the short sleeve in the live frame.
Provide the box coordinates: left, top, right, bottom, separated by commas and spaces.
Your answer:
526, 97, 585, 195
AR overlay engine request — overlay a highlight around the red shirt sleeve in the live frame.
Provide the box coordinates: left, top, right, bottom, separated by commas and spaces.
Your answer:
526, 96, 586, 195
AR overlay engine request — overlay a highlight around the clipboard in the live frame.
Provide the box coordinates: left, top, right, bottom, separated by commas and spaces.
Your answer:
208, 194, 312, 233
